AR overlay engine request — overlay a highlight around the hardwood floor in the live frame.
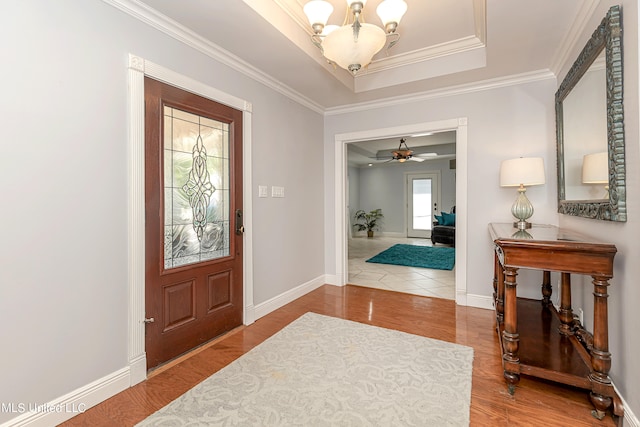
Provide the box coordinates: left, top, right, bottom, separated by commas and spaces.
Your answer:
61, 285, 618, 426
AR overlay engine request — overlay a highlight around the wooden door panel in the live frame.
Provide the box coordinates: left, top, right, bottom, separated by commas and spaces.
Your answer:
162, 280, 196, 332
207, 270, 232, 312
144, 77, 243, 370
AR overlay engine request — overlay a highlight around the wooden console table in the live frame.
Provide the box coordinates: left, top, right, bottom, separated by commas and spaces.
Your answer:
489, 223, 623, 421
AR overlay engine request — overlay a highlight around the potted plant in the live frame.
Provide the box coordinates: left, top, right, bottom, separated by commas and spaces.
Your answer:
353, 209, 384, 237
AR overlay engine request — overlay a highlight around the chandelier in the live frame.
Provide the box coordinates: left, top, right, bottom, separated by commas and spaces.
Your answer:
303, 0, 408, 75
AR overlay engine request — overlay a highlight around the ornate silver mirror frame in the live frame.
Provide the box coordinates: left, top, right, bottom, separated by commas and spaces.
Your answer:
556, 5, 626, 221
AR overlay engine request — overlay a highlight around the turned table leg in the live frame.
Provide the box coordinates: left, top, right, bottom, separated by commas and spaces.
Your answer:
541, 270, 552, 306
589, 275, 614, 420
495, 252, 504, 322
502, 266, 520, 394
558, 272, 574, 335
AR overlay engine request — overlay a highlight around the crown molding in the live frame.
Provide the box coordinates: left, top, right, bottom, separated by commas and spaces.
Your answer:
102, 0, 325, 114
549, 0, 600, 77
104, 0, 557, 117
325, 69, 556, 116
365, 35, 485, 74
271, 0, 488, 91
364, 0, 487, 75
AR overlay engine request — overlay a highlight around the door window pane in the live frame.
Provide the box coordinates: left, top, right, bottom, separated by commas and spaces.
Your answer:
412, 179, 432, 230
163, 106, 230, 269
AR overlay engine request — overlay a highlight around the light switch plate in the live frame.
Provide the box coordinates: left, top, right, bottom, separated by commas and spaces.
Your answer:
258, 185, 268, 198
272, 186, 285, 198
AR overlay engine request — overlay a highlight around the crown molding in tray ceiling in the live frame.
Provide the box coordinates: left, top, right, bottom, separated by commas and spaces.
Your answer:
246, 0, 488, 93
103, 0, 590, 115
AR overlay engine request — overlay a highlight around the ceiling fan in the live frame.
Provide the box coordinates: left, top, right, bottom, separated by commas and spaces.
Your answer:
376, 138, 437, 163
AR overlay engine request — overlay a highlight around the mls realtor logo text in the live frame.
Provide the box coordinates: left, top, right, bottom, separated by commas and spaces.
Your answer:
1, 402, 86, 414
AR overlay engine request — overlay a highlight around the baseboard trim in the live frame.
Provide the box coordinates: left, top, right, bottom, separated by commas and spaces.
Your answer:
625, 410, 640, 427
1, 367, 130, 427
465, 293, 494, 310
615, 383, 639, 427
128, 354, 147, 386
253, 275, 327, 320
624, 407, 640, 427
323, 274, 340, 286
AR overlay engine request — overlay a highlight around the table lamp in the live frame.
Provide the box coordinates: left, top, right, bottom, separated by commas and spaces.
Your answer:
500, 157, 545, 230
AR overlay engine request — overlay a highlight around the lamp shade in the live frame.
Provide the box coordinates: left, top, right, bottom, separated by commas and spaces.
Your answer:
500, 157, 545, 187
582, 152, 609, 184
322, 23, 386, 72
304, 0, 333, 27
377, 0, 408, 27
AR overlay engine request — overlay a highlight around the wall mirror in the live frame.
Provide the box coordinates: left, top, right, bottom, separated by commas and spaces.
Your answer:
556, 5, 626, 221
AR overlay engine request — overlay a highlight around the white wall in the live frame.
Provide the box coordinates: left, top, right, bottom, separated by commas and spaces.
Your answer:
0, 1, 324, 424
557, 0, 640, 419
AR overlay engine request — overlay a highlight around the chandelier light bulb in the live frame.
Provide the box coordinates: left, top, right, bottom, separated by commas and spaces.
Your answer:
322, 24, 340, 36
377, 0, 407, 32
304, 0, 334, 32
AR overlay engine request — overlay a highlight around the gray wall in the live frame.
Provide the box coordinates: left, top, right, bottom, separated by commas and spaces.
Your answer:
324, 79, 559, 297
0, 1, 324, 422
349, 159, 456, 234
556, 0, 640, 416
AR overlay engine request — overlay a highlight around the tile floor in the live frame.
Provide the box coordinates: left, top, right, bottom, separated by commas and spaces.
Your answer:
348, 236, 455, 300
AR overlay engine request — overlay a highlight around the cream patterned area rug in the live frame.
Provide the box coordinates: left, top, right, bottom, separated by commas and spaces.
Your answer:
137, 312, 474, 426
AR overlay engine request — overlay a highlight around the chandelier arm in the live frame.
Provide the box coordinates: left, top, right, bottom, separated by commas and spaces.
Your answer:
341, 5, 350, 26
386, 33, 400, 51
352, 18, 361, 42
310, 34, 324, 52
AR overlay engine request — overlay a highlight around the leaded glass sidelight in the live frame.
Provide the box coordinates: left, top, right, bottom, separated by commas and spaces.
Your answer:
163, 106, 230, 269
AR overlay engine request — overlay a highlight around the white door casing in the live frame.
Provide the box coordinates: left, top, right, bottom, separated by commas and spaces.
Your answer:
334, 118, 468, 305
127, 54, 254, 385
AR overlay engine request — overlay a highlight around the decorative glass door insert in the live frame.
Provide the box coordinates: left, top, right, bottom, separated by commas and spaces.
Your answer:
163, 106, 230, 269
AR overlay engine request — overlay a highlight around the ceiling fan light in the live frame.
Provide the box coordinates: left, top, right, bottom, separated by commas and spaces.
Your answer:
376, 0, 407, 30
322, 23, 386, 72
304, 0, 334, 28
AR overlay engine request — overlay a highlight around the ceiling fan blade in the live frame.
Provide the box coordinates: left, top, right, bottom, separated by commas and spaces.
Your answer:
415, 152, 438, 157
408, 157, 425, 162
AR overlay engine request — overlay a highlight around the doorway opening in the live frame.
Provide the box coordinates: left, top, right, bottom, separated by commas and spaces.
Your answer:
335, 118, 468, 304
127, 54, 254, 385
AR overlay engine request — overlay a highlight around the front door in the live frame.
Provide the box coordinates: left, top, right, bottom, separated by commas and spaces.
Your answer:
144, 77, 244, 370
407, 172, 440, 238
